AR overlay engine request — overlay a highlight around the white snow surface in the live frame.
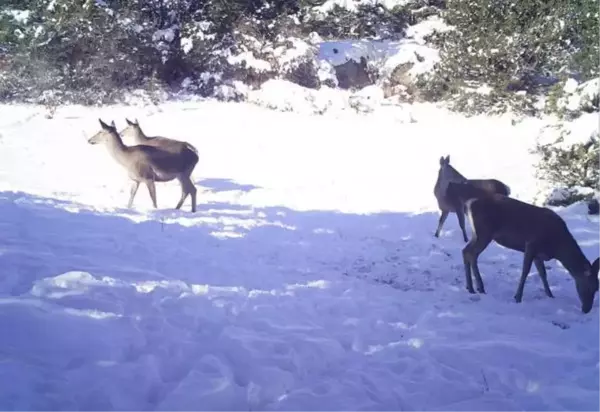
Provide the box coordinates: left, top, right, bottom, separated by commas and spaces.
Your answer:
564, 78, 600, 113
226, 50, 273, 73
2, 9, 32, 23
315, 0, 414, 13
0, 99, 598, 411
537, 111, 600, 150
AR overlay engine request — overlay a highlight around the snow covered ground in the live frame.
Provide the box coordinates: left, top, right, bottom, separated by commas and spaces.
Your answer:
0, 99, 598, 410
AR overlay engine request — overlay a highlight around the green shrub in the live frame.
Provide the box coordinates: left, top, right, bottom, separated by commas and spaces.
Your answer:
535, 130, 599, 191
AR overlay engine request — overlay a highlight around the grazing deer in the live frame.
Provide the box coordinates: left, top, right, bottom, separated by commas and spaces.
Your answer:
434, 155, 510, 242
460, 190, 599, 313
120, 118, 199, 212
88, 118, 198, 212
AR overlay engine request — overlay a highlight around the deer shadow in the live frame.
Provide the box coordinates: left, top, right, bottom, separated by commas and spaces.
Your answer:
196, 177, 261, 194
2, 187, 596, 305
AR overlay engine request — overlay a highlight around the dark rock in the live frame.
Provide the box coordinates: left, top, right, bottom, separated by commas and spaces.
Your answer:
588, 198, 599, 215
334, 56, 373, 90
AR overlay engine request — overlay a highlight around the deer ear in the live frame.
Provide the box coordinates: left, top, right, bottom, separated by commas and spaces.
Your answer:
445, 155, 450, 163
591, 258, 599, 276
135, 118, 139, 125
110, 120, 116, 129
126, 118, 133, 126
439, 156, 445, 165
99, 118, 109, 130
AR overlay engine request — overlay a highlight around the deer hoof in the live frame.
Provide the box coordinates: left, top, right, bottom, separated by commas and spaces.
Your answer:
477, 288, 486, 294
466, 287, 476, 294
514, 295, 522, 303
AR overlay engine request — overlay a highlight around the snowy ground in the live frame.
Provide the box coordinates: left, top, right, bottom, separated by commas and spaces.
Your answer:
0, 100, 598, 411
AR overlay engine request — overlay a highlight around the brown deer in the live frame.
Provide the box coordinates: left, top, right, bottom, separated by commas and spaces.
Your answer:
120, 118, 199, 212
434, 155, 510, 242
88, 118, 197, 212
458, 186, 600, 313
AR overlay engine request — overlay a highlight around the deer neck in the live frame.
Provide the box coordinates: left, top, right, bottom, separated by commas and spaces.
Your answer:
447, 166, 467, 183
557, 235, 590, 279
436, 167, 466, 197
133, 129, 149, 144
105, 133, 131, 165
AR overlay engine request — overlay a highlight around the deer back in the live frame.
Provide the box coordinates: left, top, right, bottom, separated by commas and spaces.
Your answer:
446, 181, 496, 209
466, 179, 510, 196
467, 195, 581, 259
126, 145, 192, 180
140, 136, 198, 164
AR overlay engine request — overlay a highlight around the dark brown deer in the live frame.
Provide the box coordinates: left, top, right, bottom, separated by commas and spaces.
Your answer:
120, 118, 199, 212
88, 118, 197, 212
460, 189, 599, 313
434, 155, 510, 242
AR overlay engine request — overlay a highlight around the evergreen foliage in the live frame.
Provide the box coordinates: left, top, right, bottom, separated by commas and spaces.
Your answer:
0, 0, 315, 104
535, 132, 599, 191
423, 0, 599, 115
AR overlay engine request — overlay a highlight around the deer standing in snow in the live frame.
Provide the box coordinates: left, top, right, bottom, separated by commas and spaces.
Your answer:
120, 118, 199, 212
434, 155, 510, 242
452, 181, 600, 313
88, 118, 198, 212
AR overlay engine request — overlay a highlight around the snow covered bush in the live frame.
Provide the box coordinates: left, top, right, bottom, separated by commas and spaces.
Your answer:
273, 37, 322, 89
450, 88, 537, 117
423, 0, 599, 115
0, 0, 170, 104
305, 3, 410, 40
534, 77, 599, 202
0, 0, 428, 105
540, 186, 597, 207
569, 1, 600, 81
534, 116, 600, 203
189, 26, 328, 101
545, 78, 600, 119
348, 84, 384, 113
9, 0, 596, 114
247, 79, 348, 114
0, 0, 319, 104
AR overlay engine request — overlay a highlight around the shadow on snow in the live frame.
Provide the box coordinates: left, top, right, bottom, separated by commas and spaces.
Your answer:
0, 186, 598, 411
0, 188, 598, 307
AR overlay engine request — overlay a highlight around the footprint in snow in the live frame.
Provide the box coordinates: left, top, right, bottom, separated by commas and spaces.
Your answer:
551, 320, 570, 330
64, 356, 86, 371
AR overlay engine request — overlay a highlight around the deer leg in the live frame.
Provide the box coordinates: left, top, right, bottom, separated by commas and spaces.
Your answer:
455, 206, 469, 243
434, 209, 449, 238
145, 180, 158, 209
174, 176, 197, 213
174, 193, 188, 210
514, 244, 536, 303
534, 258, 554, 298
462, 243, 476, 294
462, 234, 492, 294
187, 177, 197, 213
174, 176, 189, 210
127, 181, 140, 208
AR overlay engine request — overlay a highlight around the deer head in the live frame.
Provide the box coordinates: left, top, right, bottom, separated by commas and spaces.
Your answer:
121, 117, 146, 142
576, 257, 600, 314
88, 118, 118, 145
